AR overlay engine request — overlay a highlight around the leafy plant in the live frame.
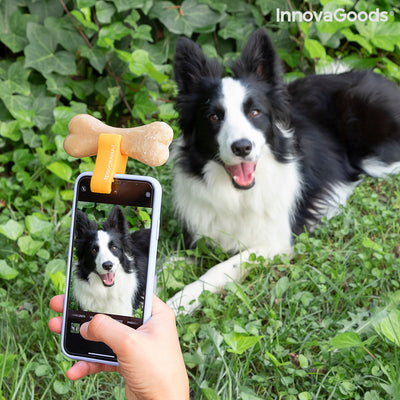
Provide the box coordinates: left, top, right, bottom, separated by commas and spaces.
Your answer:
0, 0, 399, 398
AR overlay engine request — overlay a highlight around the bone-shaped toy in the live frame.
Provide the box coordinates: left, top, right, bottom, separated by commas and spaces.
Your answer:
64, 114, 173, 167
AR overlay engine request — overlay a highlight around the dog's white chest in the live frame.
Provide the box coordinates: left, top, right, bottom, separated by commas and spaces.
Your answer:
72, 266, 138, 316
173, 147, 301, 258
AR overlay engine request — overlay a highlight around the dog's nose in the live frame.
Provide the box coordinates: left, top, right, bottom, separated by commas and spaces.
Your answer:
102, 261, 113, 271
231, 139, 252, 157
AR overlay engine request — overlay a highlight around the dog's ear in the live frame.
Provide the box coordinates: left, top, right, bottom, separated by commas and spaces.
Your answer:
131, 228, 150, 254
232, 29, 283, 85
75, 210, 96, 239
104, 206, 129, 234
174, 37, 223, 93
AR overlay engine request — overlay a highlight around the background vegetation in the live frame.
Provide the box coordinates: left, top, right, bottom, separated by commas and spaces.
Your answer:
0, 0, 400, 398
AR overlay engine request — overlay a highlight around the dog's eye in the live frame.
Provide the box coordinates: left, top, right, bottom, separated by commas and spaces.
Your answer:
249, 109, 260, 118
209, 114, 219, 122
91, 248, 97, 254
110, 245, 118, 252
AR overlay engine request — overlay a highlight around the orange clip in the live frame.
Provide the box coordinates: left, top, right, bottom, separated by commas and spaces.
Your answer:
90, 133, 128, 194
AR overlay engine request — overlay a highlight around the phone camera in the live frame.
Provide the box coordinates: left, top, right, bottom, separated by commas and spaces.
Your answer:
81, 186, 87, 192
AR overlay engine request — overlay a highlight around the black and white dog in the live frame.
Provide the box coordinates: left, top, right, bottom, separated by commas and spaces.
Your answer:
167, 29, 400, 313
73, 206, 149, 316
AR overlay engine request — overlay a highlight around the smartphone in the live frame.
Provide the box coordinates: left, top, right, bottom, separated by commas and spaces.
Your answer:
61, 171, 161, 365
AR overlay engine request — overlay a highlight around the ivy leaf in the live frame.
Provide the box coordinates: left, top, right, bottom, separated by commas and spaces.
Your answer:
127, 49, 167, 84
47, 161, 73, 182
382, 58, 400, 82
45, 74, 73, 99
356, 21, 400, 52
341, 28, 373, 54
105, 87, 120, 112
48, 270, 66, 293
0, 120, 21, 141
149, 1, 193, 36
181, 0, 224, 33
95, 1, 115, 24
113, 0, 138, 12
219, 14, 255, 41
44, 16, 87, 53
33, 95, 57, 130
0, 94, 34, 127
256, 0, 287, 14
25, 215, 53, 238
24, 23, 76, 76
4, 60, 31, 96
79, 45, 108, 73
77, 0, 96, 7
97, 22, 131, 48
17, 235, 44, 256
0, 7, 33, 53
27, 0, 64, 24
304, 38, 326, 59
0, 219, 24, 241
0, 0, 18, 34
132, 89, 158, 122
70, 9, 98, 32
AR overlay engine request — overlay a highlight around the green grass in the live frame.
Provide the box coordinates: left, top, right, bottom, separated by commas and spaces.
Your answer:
159, 174, 400, 399
1, 0, 399, 398
1, 155, 400, 400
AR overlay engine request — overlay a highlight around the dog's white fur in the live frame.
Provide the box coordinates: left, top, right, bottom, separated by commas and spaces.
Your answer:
73, 230, 138, 316
168, 78, 303, 313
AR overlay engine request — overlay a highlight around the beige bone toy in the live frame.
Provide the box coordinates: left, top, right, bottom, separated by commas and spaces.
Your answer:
64, 114, 173, 167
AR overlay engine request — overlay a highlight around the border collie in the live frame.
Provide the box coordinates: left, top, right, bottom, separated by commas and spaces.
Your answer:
167, 29, 400, 313
73, 206, 149, 316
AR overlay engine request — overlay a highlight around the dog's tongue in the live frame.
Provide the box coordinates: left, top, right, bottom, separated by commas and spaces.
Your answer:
225, 162, 256, 188
100, 273, 115, 286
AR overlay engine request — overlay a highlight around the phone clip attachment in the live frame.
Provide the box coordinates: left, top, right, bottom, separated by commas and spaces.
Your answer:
90, 133, 128, 194
63, 114, 173, 194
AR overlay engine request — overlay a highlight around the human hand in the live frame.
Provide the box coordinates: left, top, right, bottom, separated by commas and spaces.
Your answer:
49, 294, 189, 400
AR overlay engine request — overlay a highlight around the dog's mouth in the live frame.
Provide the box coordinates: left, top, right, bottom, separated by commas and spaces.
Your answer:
99, 272, 115, 287
224, 162, 256, 189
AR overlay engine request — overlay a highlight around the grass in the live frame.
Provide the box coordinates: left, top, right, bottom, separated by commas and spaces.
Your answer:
160, 174, 400, 399
1, 167, 400, 399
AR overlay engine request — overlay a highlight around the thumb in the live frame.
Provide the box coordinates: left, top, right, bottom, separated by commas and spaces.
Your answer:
80, 314, 137, 355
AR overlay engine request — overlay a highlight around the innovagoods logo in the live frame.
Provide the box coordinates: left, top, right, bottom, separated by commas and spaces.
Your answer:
276, 8, 389, 23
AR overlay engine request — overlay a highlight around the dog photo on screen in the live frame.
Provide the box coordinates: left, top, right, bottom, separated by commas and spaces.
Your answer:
71, 205, 150, 317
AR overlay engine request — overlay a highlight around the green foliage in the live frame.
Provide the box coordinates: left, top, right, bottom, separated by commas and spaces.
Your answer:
0, 0, 399, 398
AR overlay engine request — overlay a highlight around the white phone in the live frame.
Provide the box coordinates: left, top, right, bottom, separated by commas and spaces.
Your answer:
61, 172, 161, 365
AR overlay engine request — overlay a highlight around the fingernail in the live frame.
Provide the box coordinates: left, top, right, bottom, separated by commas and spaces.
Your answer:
80, 322, 89, 337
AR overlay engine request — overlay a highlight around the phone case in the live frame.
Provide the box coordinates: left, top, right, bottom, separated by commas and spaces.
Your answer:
61, 172, 161, 366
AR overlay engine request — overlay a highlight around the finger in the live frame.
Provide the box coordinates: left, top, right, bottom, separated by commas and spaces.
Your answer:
50, 295, 65, 313
148, 294, 176, 325
48, 316, 63, 334
80, 314, 137, 354
66, 360, 117, 381
151, 294, 173, 316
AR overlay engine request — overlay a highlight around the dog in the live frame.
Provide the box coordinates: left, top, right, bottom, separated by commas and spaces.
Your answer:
72, 205, 149, 316
167, 29, 400, 313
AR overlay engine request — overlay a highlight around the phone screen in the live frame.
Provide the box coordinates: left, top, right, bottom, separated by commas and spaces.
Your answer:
62, 173, 161, 364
